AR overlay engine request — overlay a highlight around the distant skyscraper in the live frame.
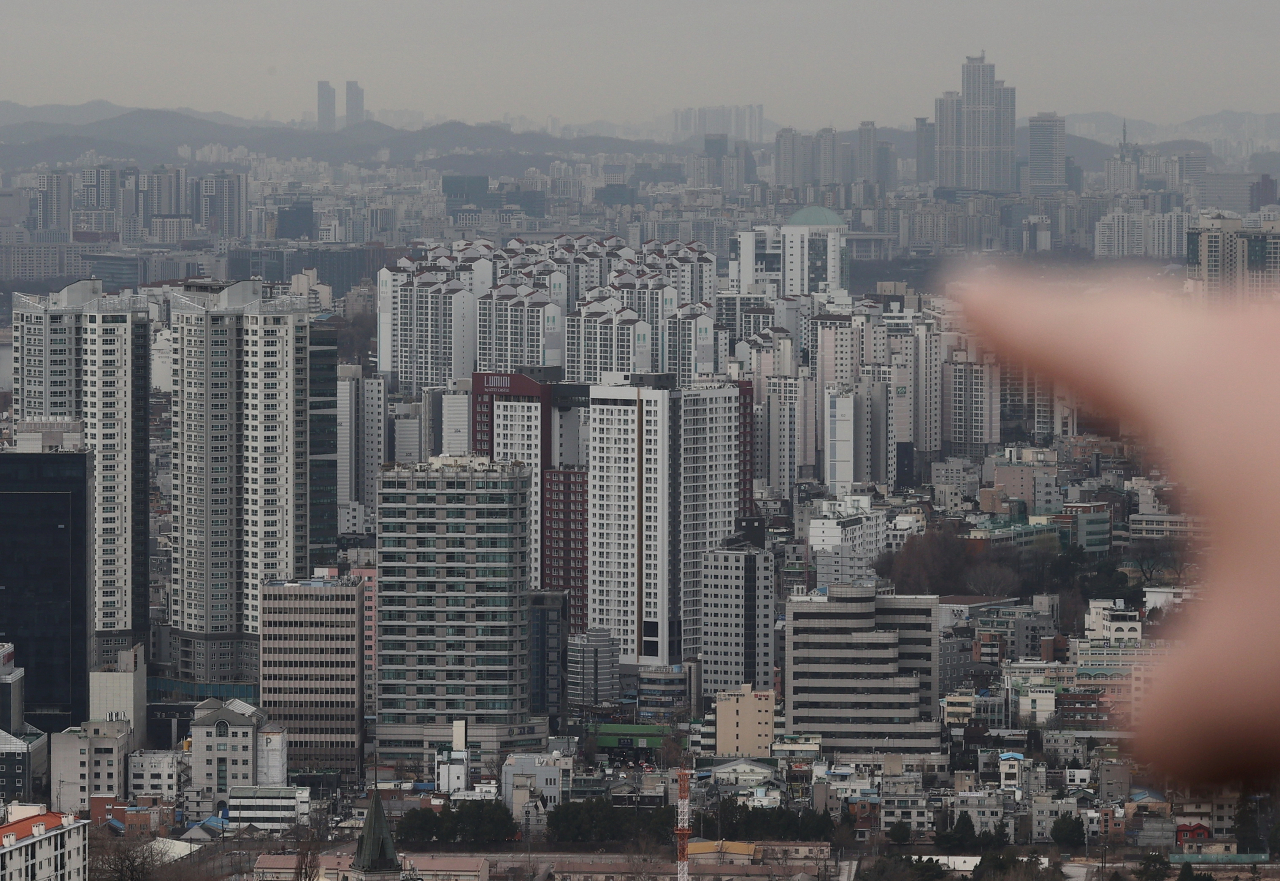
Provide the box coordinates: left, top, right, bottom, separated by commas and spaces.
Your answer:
1028, 112, 1066, 194
345, 81, 364, 127
934, 54, 1016, 191
915, 118, 936, 183
815, 128, 840, 186
774, 128, 804, 189
317, 81, 336, 132
36, 172, 72, 231
856, 121, 877, 182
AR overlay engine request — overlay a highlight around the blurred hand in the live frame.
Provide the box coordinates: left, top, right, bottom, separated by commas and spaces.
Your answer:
961, 271, 1280, 782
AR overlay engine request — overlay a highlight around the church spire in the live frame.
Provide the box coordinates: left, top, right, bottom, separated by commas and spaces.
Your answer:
352, 792, 399, 875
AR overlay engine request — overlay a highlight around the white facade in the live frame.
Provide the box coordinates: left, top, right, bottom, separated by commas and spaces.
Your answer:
12, 281, 150, 665
128, 750, 184, 800
440, 389, 471, 456
0, 811, 88, 881
564, 304, 652, 384
586, 380, 741, 667
476, 287, 563, 372
390, 278, 479, 393
50, 721, 135, 813
170, 281, 310, 683
825, 380, 895, 492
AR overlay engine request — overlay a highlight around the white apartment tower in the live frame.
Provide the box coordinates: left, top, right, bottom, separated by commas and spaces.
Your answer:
564, 305, 652, 384
390, 278, 478, 394
586, 377, 742, 668
12, 280, 150, 667
476, 287, 564, 373
336, 364, 387, 512
170, 280, 311, 684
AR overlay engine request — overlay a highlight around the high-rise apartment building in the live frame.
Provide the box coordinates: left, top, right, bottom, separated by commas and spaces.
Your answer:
170, 280, 311, 687
941, 349, 1001, 460
563, 305, 651, 383
825, 380, 895, 492
1186, 216, 1280, 299
197, 172, 248, 240
12, 280, 150, 669
36, 172, 72, 231
585, 376, 743, 668
815, 128, 841, 187
389, 278, 478, 394
337, 364, 386, 517
470, 371, 588, 614
774, 128, 813, 189
934, 54, 1016, 192
345, 81, 364, 127
476, 287, 563, 373
259, 576, 361, 781
1028, 112, 1066, 194
317, 81, 337, 132
0, 453, 93, 734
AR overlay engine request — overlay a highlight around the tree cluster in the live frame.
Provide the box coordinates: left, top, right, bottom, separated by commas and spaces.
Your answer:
545, 799, 675, 845
694, 801, 834, 843
971, 852, 1065, 881
857, 855, 949, 881
396, 801, 518, 848
935, 812, 1009, 853
1048, 814, 1085, 849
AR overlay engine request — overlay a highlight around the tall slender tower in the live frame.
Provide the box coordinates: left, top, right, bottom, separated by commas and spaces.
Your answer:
345, 81, 365, 127
934, 54, 1015, 191
12, 280, 151, 668
317, 81, 336, 132
170, 279, 311, 687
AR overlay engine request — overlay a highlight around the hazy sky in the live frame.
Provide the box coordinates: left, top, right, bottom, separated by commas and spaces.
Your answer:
6, 0, 1279, 130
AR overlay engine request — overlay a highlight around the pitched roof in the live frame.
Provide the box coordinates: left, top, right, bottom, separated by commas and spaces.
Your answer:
352, 787, 399, 873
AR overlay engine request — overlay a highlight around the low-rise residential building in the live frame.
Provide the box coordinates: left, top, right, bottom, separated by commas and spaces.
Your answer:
0, 809, 88, 881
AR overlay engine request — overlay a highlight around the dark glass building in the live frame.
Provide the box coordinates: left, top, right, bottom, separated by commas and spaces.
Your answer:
0, 453, 93, 732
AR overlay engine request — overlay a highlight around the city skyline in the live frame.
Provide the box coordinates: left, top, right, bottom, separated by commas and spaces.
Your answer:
3, 1, 1280, 131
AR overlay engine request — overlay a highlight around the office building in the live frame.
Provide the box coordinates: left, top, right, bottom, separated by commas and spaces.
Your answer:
934, 54, 1016, 192
185, 699, 288, 817
259, 577, 361, 782
318, 81, 336, 132
373, 459, 546, 768
309, 319, 340, 564
1028, 112, 1066, 194
0, 646, 49, 804
586, 377, 744, 668
345, 81, 364, 127
699, 535, 775, 698
529, 591, 567, 733
0, 453, 93, 734
169, 279, 311, 689
13, 280, 151, 669
785, 581, 941, 754
565, 629, 620, 709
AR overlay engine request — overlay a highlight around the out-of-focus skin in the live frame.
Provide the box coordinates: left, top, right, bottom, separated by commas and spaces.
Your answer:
959, 270, 1280, 783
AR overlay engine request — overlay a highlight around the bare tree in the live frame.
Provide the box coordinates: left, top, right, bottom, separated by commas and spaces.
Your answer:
88, 828, 164, 881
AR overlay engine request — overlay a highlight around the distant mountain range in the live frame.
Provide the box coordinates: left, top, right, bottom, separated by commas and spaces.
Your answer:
0, 100, 1268, 177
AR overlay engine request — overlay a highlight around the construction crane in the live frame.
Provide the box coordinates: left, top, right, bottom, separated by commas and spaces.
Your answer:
676, 768, 691, 881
